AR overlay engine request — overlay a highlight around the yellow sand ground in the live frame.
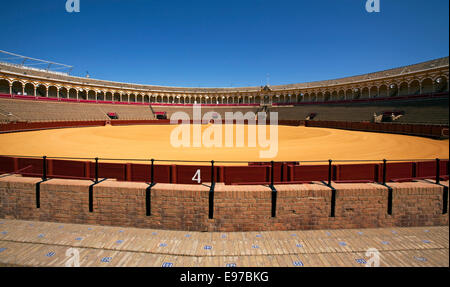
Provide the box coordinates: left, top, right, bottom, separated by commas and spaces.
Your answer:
0, 125, 448, 165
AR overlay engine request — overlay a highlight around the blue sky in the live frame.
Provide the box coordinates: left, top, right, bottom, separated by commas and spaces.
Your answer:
0, 0, 448, 87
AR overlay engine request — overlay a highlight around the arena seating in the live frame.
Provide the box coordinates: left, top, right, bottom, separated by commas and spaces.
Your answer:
0, 92, 448, 125
273, 95, 449, 125
0, 98, 154, 122
0, 92, 448, 138
150, 105, 261, 122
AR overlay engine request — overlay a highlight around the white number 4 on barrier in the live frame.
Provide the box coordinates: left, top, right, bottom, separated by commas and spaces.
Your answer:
192, 169, 201, 183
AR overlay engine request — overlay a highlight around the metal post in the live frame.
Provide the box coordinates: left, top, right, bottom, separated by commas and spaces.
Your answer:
436, 158, 440, 185
211, 160, 215, 184
146, 158, 155, 217
271, 161, 274, 187
95, 157, 99, 183
324, 159, 336, 217
381, 159, 393, 215
328, 159, 332, 186
208, 160, 216, 219
42, 156, 47, 181
36, 155, 48, 209
151, 158, 155, 184
89, 157, 107, 213
269, 160, 277, 217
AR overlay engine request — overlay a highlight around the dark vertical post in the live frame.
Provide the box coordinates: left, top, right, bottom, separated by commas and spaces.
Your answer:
382, 159, 393, 215
328, 159, 332, 186
36, 156, 48, 209
146, 186, 151, 216
89, 157, 98, 213
146, 159, 155, 217
89, 185, 93, 212
330, 188, 336, 217
270, 161, 277, 217
42, 156, 47, 181
94, 157, 99, 183
271, 188, 277, 218
436, 158, 440, 185
446, 159, 449, 214
211, 160, 215, 185
436, 158, 448, 214
271, 161, 274, 186
36, 183, 40, 209
326, 159, 336, 217
151, 158, 155, 184
208, 160, 215, 219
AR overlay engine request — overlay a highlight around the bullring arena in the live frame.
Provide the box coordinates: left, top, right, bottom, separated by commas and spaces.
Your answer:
0, 124, 448, 163
0, 56, 449, 267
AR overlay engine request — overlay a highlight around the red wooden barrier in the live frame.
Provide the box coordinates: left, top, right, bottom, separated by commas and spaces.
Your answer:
223, 166, 269, 185
387, 124, 397, 133
335, 163, 379, 183
394, 124, 404, 133
402, 124, 413, 134
248, 162, 298, 182
0, 121, 106, 133
110, 120, 171, 126
176, 165, 216, 184
416, 161, 436, 178
50, 159, 87, 179
89, 162, 127, 181
383, 162, 415, 182
416, 160, 449, 179
0, 156, 15, 173
431, 126, 442, 137
0, 155, 448, 184
290, 165, 331, 182
412, 125, 426, 135
129, 163, 151, 182
304, 121, 448, 138
17, 158, 43, 175
128, 163, 171, 183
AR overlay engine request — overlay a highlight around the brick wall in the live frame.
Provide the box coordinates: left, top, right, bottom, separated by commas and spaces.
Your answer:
0, 175, 447, 231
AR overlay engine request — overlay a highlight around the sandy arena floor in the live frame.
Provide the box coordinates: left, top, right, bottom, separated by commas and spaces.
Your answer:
0, 125, 448, 164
